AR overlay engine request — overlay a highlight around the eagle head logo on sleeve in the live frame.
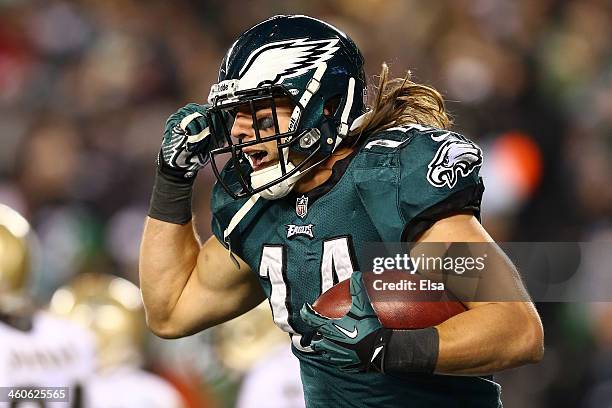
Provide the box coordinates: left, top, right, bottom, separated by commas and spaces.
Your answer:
427, 133, 483, 188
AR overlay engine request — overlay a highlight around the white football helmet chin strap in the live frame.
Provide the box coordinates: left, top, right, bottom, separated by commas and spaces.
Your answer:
250, 147, 302, 200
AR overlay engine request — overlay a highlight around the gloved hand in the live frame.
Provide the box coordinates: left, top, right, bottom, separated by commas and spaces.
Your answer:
300, 271, 390, 373
158, 103, 222, 180
149, 103, 225, 224
301, 271, 440, 376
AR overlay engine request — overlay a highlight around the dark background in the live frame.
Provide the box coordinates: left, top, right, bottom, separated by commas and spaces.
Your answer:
0, 0, 611, 406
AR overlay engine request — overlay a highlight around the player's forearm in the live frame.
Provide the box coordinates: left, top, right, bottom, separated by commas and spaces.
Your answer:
140, 103, 214, 322
434, 302, 544, 375
139, 217, 201, 333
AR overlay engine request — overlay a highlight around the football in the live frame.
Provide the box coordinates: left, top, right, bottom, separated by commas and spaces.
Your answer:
312, 271, 466, 329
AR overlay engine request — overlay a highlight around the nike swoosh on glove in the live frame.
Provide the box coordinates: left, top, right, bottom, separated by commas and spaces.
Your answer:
300, 271, 392, 373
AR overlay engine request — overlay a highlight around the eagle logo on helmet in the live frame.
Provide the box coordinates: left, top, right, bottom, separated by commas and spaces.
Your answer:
238, 38, 340, 89
427, 133, 483, 188
210, 38, 341, 102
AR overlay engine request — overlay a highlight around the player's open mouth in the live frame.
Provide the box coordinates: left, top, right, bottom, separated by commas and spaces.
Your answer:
244, 149, 272, 170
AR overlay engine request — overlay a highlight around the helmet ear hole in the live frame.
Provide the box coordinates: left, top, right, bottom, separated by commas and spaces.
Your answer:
324, 95, 342, 117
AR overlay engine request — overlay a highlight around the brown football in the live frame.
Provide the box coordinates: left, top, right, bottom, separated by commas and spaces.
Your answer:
312, 271, 466, 329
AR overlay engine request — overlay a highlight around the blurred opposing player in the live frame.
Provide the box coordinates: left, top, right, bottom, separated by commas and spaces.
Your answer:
214, 303, 304, 408
140, 15, 544, 407
235, 344, 304, 408
0, 203, 96, 408
49, 273, 183, 408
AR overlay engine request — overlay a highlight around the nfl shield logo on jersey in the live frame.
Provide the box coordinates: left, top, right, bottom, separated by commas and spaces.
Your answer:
296, 195, 308, 218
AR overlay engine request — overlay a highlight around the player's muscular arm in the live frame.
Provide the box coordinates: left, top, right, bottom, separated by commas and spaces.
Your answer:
140, 104, 264, 338
414, 214, 544, 375
140, 218, 265, 338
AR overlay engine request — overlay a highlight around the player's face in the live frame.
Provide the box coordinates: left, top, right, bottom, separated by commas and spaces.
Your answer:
229, 100, 294, 171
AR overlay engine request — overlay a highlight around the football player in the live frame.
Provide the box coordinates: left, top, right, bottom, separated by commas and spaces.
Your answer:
0, 204, 96, 408
236, 343, 304, 408
215, 303, 304, 407
140, 15, 544, 407
48, 273, 184, 408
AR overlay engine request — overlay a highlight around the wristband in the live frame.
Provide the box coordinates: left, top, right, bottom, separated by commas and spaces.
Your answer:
382, 327, 439, 375
148, 163, 195, 225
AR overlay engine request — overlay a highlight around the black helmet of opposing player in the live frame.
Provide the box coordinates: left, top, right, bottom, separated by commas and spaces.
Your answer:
207, 15, 366, 200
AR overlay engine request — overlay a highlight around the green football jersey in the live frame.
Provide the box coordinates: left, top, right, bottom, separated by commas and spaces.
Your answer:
211, 125, 501, 407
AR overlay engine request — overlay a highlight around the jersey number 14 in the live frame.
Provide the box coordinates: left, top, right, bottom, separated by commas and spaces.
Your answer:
258, 236, 356, 352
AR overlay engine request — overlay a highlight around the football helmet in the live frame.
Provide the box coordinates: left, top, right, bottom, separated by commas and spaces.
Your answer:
0, 204, 31, 294
49, 273, 146, 371
207, 15, 366, 200
214, 302, 287, 373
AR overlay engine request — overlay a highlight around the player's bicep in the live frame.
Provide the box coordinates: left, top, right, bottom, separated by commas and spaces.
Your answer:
195, 235, 259, 296
168, 236, 265, 337
416, 213, 492, 243
414, 214, 532, 307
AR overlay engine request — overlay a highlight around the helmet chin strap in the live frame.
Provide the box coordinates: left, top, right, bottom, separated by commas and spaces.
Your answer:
250, 159, 302, 200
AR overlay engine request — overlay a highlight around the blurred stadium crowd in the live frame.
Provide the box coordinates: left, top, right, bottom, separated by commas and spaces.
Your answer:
0, 0, 611, 407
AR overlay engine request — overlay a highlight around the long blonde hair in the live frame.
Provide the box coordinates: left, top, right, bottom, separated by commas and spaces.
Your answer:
351, 63, 451, 140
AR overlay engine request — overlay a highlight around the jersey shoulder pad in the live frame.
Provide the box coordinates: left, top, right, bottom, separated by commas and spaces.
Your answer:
398, 126, 483, 189
210, 161, 271, 255
357, 124, 422, 154
352, 124, 484, 242
397, 127, 484, 241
